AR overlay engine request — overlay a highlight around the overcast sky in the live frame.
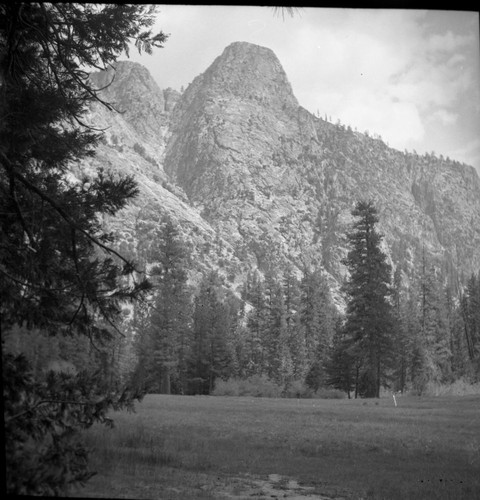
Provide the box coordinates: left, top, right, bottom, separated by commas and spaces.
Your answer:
128, 6, 480, 174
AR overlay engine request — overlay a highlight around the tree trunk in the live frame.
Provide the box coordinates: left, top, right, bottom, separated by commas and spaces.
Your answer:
160, 368, 171, 394
354, 365, 359, 399
376, 358, 381, 398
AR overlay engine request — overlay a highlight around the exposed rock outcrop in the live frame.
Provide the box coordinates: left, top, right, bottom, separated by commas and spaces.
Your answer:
81, 41, 480, 300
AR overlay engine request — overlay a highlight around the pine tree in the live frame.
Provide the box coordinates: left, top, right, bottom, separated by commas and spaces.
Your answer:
222, 292, 244, 378
130, 294, 153, 390
187, 272, 231, 394
445, 283, 469, 379
459, 272, 480, 378
419, 265, 452, 384
465, 274, 480, 358
324, 319, 355, 397
133, 216, 192, 394
342, 201, 394, 398
264, 271, 291, 383
245, 270, 269, 375
390, 266, 413, 393
300, 268, 337, 384
1, 4, 166, 494
397, 282, 421, 392
283, 265, 306, 379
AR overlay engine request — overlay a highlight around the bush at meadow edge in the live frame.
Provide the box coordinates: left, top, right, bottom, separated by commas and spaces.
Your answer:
423, 378, 480, 396
212, 375, 345, 399
213, 376, 480, 399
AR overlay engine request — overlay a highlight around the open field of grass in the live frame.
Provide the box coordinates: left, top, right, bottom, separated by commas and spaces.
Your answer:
70, 394, 480, 499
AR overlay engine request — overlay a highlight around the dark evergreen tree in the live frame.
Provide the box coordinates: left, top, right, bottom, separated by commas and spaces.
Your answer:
187, 272, 231, 394
342, 201, 395, 398
398, 283, 422, 392
466, 273, 480, 358
264, 271, 292, 383
445, 283, 468, 380
244, 270, 269, 375
418, 265, 452, 384
459, 272, 480, 379
135, 216, 192, 394
1, 3, 166, 494
324, 319, 355, 398
129, 293, 153, 390
390, 266, 413, 393
222, 292, 244, 378
282, 264, 307, 380
300, 268, 337, 385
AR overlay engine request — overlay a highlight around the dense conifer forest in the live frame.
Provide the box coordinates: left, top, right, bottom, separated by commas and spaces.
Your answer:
111, 206, 480, 399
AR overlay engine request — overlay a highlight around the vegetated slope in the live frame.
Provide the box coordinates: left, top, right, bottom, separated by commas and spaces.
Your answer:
85, 42, 480, 300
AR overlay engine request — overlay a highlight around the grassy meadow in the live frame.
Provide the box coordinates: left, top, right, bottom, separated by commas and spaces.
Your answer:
70, 394, 480, 499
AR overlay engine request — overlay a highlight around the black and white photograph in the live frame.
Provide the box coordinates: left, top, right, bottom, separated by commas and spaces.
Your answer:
2, 4, 480, 499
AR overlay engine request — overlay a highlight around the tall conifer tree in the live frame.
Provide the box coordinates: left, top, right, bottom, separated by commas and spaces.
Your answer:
301, 268, 338, 385
188, 272, 231, 394
245, 270, 269, 374
342, 201, 394, 397
136, 216, 192, 394
325, 319, 355, 397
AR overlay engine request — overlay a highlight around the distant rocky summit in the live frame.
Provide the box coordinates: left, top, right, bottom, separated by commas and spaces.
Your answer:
81, 41, 480, 302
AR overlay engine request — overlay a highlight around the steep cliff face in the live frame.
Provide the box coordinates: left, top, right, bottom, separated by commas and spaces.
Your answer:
83, 42, 480, 301
165, 42, 299, 196
88, 60, 180, 152
163, 41, 480, 290
79, 61, 242, 286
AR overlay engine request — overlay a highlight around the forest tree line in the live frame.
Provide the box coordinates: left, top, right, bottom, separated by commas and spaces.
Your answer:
113, 205, 480, 398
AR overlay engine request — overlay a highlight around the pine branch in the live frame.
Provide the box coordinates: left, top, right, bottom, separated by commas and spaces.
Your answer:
2, 155, 139, 273
6, 399, 97, 424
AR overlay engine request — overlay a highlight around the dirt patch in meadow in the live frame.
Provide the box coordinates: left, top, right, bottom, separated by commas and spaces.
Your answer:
72, 470, 354, 499
210, 473, 351, 499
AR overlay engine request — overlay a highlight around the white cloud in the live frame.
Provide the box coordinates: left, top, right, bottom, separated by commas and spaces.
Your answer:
426, 30, 475, 53
446, 137, 480, 171
277, 9, 479, 156
338, 90, 425, 147
429, 109, 458, 126
130, 6, 479, 169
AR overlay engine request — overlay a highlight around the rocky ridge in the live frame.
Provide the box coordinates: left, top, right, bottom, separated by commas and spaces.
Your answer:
81, 42, 480, 302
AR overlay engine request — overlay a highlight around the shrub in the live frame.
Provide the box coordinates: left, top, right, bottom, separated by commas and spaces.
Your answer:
423, 379, 480, 397
283, 380, 313, 399
241, 375, 282, 398
133, 142, 158, 166
213, 377, 348, 399
213, 375, 282, 398
311, 387, 346, 399
212, 378, 241, 397
133, 142, 146, 156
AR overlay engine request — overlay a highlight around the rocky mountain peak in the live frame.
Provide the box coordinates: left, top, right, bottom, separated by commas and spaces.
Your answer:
175, 41, 298, 116
164, 42, 305, 199
90, 61, 164, 110
204, 41, 298, 110
81, 43, 480, 305
89, 61, 176, 147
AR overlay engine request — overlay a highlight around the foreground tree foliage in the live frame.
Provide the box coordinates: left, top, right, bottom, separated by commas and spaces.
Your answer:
1, 3, 167, 494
